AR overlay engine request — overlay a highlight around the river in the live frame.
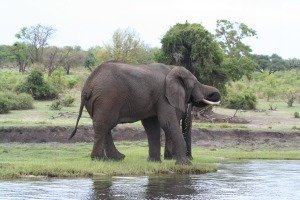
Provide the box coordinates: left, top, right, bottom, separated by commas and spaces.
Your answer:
0, 160, 299, 200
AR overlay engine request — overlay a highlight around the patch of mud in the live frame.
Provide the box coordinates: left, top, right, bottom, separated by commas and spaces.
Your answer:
0, 126, 299, 150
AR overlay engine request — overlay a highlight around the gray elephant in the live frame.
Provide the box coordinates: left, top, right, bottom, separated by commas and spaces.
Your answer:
70, 61, 220, 164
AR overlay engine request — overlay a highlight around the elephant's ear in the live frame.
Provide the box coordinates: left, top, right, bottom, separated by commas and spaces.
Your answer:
165, 67, 196, 113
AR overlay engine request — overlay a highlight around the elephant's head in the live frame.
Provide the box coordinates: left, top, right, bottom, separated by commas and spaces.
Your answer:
165, 66, 221, 112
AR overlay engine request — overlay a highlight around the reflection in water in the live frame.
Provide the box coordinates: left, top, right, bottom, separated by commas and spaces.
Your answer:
0, 160, 299, 200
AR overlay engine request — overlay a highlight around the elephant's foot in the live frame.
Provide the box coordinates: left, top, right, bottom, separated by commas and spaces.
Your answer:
175, 157, 191, 165
148, 157, 162, 163
106, 151, 126, 161
164, 149, 175, 160
91, 152, 107, 161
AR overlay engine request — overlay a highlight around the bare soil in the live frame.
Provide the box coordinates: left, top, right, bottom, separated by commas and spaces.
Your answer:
0, 125, 299, 150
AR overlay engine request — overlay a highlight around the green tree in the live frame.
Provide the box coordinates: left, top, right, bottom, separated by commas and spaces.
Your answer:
15, 24, 56, 63
161, 22, 224, 89
252, 53, 287, 74
215, 19, 256, 57
215, 20, 257, 82
0, 45, 14, 67
10, 42, 30, 73
104, 28, 153, 64
84, 51, 96, 71
285, 58, 300, 70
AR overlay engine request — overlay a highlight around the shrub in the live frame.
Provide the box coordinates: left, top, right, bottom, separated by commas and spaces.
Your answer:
224, 90, 257, 110
47, 68, 67, 92
294, 112, 300, 118
0, 92, 34, 113
50, 100, 62, 110
61, 95, 75, 107
0, 96, 10, 114
15, 68, 58, 100
66, 76, 79, 89
0, 92, 33, 110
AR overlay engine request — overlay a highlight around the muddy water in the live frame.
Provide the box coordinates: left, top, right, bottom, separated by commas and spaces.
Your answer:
0, 160, 299, 200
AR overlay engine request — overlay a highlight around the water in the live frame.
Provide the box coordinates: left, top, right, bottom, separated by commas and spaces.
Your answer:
0, 160, 299, 200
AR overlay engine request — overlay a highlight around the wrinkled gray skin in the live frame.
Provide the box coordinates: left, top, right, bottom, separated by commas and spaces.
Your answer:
70, 62, 221, 164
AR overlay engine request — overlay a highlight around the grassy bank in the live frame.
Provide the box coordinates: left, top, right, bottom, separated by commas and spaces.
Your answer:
0, 142, 299, 179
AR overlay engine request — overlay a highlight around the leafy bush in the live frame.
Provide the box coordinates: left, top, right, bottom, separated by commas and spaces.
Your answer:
224, 90, 257, 110
15, 68, 58, 100
294, 112, 300, 118
61, 95, 75, 107
0, 71, 24, 92
0, 92, 34, 113
66, 76, 79, 89
0, 92, 33, 110
47, 68, 67, 92
50, 100, 62, 110
0, 96, 10, 114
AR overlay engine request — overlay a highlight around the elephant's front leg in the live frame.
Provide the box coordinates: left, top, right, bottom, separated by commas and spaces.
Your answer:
164, 133, 175, 160
158, 110, 191, 165
182, 103, 193, 159
142, 117, 161, 162
105, 131, 125, 161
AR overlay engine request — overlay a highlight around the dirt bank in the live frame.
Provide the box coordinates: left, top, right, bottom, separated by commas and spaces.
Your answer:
1, 126, 299, 150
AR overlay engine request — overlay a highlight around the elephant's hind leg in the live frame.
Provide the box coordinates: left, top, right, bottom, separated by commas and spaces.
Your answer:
142, 116, 161, 162
105, 131, 125, 161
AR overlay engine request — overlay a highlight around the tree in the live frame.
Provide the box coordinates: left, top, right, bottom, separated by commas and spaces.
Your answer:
215, 20, 257, 83
285, 58, 300, 70
10, 42, 30, 73
0, 45, 14, 67
84, 51, 96, 71
252, 53, 287, 74
15, 24, 56, 63
161, 22, 224, 89
215, 19, 256, 57
43, 46, 62, 76
59, 46, 85, 74
104, 28, 153, 64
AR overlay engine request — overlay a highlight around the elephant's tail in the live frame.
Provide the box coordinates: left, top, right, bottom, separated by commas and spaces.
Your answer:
69, 92, 87, 140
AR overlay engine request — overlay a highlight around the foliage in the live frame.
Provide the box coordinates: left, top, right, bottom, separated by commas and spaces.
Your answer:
15, 24, 56, 63
84, 50, 96, 71
47, 68, 67, 92
0, 96, 10, 114
15, 68, 58, 100
0, 92, 33, 114
294, 112, 300, 118
215, 19, 256, 57
224, 82, 257, 110
50, 100, 62, 110
161, 22, 224, 89
0, 70, 24, 91
50, 95, 75, 110
61, 95, 75, 107
10, 42, 30, 73
215, 20, 257, 87
251, 53, 287, 74
104, 28, 154, 64
66, 76, 80, 89
285, 58, 300, 70
0, 45, 14, 67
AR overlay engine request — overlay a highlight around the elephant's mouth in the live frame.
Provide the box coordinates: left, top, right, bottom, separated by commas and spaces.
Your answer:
193, 92, 221, 107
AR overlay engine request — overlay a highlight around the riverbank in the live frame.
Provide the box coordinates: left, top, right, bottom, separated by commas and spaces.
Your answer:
0, 126, 299, 179
1, 126, 299, 150
0, 142, 299, 179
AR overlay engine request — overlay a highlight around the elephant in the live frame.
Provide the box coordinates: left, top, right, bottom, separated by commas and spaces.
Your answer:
70, 61, 221, 164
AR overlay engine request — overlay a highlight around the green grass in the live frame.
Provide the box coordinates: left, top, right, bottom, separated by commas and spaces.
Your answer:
0, 142, 299, 179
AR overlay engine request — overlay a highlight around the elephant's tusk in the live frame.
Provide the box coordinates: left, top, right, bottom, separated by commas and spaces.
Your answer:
201, 99, 221, 105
